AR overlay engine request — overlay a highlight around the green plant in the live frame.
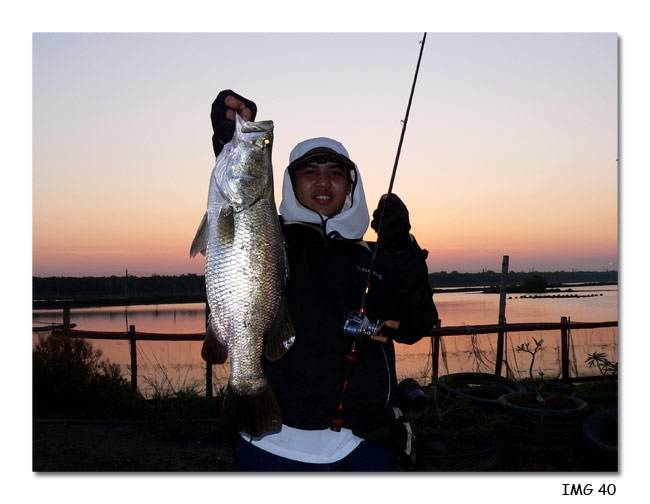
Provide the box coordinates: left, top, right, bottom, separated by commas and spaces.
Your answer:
408, 388, 502, 452
141, 362, 204, 399
585, 351, 618, 395
33, 333, 141, 417
427, 378, 464, 423
144, 388, 225, 441
516, 337, 544, 380
586, 352, 618, 378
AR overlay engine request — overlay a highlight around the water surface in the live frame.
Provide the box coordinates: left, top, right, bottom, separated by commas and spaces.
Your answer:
33, 285, 618, 396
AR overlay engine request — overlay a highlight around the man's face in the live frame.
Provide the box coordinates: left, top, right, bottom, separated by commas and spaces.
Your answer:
293, 161, 352, 218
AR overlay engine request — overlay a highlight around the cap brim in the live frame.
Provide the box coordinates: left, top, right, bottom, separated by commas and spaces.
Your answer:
287, 147, 355, 174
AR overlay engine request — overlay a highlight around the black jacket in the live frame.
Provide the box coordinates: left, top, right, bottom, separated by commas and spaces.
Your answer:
264, 221, 437, 432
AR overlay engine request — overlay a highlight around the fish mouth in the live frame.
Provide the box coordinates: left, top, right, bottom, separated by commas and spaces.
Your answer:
241, 120, 274, 134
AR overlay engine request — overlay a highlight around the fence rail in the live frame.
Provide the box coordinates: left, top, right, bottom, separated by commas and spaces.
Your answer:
53, 320, 618, 341
428, 317, 617, 381
39, 307, 618, 396
59, 328, 206, 341
431, 320, 618, 336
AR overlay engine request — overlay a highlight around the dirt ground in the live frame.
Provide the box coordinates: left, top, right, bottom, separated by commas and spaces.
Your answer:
32, 420, 234, 472
33, 406, 617, 473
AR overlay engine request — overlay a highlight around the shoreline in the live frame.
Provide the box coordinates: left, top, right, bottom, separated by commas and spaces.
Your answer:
32, 282, 617, 310
33, 294, 206, 310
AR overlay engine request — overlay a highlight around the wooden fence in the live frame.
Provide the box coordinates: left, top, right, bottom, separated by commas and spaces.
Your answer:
41, 306, 618, 396
429, 318, 618, 381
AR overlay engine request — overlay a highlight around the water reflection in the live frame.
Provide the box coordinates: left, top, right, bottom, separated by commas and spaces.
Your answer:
33, 287, 618, 397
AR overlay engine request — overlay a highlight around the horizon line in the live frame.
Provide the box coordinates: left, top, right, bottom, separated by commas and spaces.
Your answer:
32, 268, 620, 279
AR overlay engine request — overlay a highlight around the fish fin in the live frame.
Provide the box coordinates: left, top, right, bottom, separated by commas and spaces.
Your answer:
264, 297, 296, 361
220, 380, 282, 437
216, 206, 235, 247
201, 314, 229, 365
235, 111, 244, 135
190, 212, 209, 257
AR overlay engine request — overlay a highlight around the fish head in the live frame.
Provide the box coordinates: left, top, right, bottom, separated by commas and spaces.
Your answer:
216, 113, 274, 209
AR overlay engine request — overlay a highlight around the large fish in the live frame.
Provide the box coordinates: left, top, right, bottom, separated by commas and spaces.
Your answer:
190, 113, 294, 437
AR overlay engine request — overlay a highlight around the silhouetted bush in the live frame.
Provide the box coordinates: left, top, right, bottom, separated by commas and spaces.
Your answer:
33, 334, 142, 417
522, 274, 549, 293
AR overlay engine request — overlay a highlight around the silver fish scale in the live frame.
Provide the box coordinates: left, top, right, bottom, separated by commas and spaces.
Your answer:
205, 192, 286, 395
191, 114, 291, 435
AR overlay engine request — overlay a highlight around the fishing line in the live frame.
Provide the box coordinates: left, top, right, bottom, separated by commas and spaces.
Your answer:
440, 336, 450, 376
331, 33, 428, 431
359, 32, 427, 314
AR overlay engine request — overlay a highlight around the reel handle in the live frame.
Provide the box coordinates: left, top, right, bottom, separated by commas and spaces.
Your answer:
341, 311, 399, 344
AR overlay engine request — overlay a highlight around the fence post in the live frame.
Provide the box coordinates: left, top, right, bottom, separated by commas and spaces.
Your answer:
495, 255, 509, 376
204, 302, 213, 397
129, 325, 138, 392
561, 316, 570, 380
431, 318, 441, 382
206, 363, 213, 397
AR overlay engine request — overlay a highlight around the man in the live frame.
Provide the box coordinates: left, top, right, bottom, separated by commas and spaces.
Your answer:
208, 90, 437, 471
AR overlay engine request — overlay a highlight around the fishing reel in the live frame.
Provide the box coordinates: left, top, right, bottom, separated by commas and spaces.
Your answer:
342, 310, 389, 343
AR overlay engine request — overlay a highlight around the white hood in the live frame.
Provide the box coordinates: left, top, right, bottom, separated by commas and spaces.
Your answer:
279, 137, 370, 240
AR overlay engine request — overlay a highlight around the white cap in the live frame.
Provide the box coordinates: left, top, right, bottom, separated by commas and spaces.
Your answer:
287, 137, 356, 173
279, 137, 369, 240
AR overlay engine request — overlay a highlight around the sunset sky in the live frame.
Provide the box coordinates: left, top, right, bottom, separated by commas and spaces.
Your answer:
32, 32, 618, 276
10, 0, 650, 498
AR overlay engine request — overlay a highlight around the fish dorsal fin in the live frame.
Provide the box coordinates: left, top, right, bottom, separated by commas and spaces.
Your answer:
235, 112, 245, 136
189, 212, 209, 257
264, 297, 296, 361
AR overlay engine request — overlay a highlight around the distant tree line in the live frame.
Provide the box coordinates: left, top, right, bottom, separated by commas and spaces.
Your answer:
33, 274, 206, 300
33, 270, 618, 301
427, 270, 618, 288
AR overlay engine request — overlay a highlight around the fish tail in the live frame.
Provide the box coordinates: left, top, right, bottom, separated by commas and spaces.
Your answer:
220, 380, 282, 437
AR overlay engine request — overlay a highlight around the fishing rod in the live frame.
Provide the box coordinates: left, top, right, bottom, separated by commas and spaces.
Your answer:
331, 32, 427, 432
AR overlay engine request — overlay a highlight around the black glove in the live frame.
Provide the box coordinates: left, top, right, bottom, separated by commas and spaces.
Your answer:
211, 89, 258, 157
371, 194, 412, 253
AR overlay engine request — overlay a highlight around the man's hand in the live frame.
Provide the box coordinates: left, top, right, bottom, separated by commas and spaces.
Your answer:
371, 193, 412, 253
211, 89, 258, 157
